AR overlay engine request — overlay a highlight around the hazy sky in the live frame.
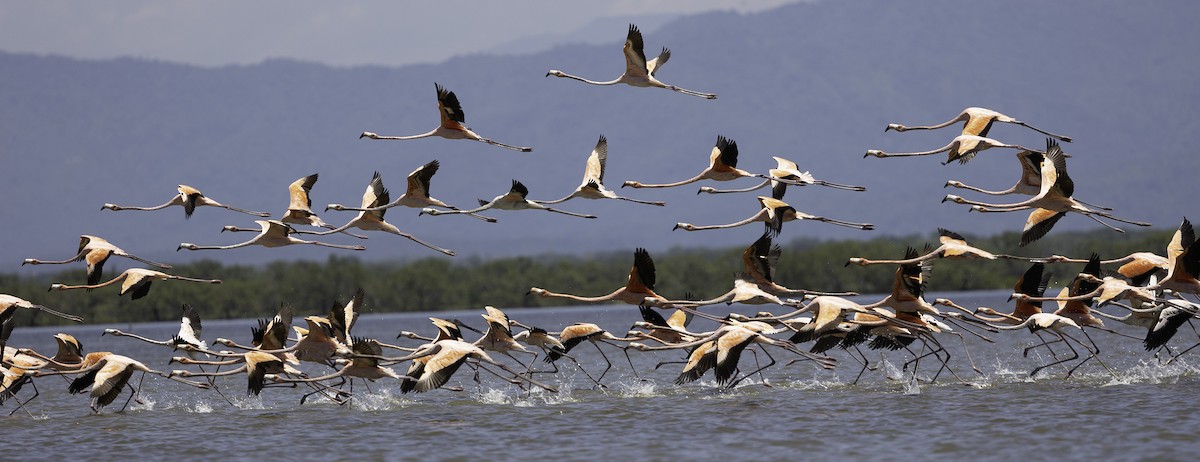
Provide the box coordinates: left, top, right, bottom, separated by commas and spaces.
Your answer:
0, 0, 798, 67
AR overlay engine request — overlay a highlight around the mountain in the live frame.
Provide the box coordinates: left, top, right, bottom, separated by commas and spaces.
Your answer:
2, 0, 1197, 271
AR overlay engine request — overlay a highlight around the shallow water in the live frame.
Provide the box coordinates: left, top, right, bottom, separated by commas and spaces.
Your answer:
5, 290, 1200, 461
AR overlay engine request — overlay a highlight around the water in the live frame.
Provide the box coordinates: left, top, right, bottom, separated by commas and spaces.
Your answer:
4, 290, 1200, 460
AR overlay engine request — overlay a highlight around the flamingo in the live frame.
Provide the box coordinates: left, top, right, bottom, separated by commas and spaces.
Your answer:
51, 354, 210, 413
1040, 252, 1168, 280
0, 294, 83, 323
846, 228, 1032, 266
546, 322, 643, 387
884, 106, 1072, 142
979, 313, 1099, 378
1146, 218, 1200, 295
102, 304, 207, 356
176, 220, 367, 252
278, 174, 365, 239
1010, 255, 1140, 347
533, 135, 665, 206
23, 235, 172, 285
866, 134, 1034, 164
673, 196, 873, 233
740, 232, 858, 297
400, 340, 557, 393
1143, 299, 1200, 360
325, 288, 362, 346
419, 180, 595, 219
360, 83, 532, 152
528, 247, 667, 306
650, 274, 795, 309
511, 325, 570, 374
324, 160, 496, 222
630, 324, 834, 388
546, 24, 716, 99
212, 303, 298, 365
956, 263, 1052, 325
102, 184, 269, 218
313, 172, 457, 256
623, 136, 767, 189
48, 268, 221, 300
8, 334, 87, 373
170, 350, 302, 396
942, 140, 1150, 245
266, 338, 410, 404
472, 306, 537, 368
698, 156, 867, 195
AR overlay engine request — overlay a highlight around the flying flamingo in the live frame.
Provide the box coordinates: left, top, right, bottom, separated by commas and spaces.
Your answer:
623, 136, 768, 189
630, 324, 834, 388
265, 337, 409, 404
546, 24, 716, 99
399, 340, 557, 393
672, 196, 873, 233
528, 247, 667, 306
884, 106, 1072, 142
1039, 251, 1168, 280
324, 160, 496, 222
546, 322, 644, 387
0, 294, 83, 323
533, 135, 665, 206
846, 228, 1033, 266
698, 156, 867, 195
866, 134, 1034, 164
102, 304, 207, 356
943, 140, 1150, 245
314, 172, 457, 256
23, 235, 172, 285
419, 180, 595, 219
740, 232, 858, 297
360, 83, 532, 152
472, 306, 537, 371
48, 268, 221, 300
1146, 218, 1200, 296
102, 184, 269, 218
170, 350, 303, 396
176, 220, 366, 252
43, 354, 210, 413
278, 174, 365, 239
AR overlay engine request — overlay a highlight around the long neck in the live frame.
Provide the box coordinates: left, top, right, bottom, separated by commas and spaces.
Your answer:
851, 248, 941, 266
947, 181, 1020, 196
110, 199, 178, 211
699, 179, 770, 194
666, 289, 736, 307
538, 287, 626, 303
626, 172, 706, 189
55, 274, 126, 290
367, 129, 439, 140
899, 112, 967, 131
107, 331, 169, 346
556, 72, 621, 86
683, 211, 766, 231
880, 140, 954, 157
25, 249, 88, 265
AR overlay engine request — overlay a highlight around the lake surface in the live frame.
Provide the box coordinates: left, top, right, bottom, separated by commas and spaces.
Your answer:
4, 290, 1200, 461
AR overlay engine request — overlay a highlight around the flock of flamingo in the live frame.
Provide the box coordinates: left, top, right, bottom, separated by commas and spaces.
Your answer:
3, 24, 1199, 415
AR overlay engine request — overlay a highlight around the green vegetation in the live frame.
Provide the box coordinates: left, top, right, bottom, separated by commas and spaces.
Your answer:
1, 228, 1173, 327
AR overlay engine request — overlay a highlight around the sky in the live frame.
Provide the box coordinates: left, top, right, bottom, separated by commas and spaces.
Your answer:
0, 0, 798, 67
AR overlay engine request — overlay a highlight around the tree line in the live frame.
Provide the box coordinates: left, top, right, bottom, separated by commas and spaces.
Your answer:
1, 228, 1173, 327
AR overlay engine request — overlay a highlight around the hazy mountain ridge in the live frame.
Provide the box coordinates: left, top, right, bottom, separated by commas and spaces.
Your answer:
2, 0, 1196, 271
